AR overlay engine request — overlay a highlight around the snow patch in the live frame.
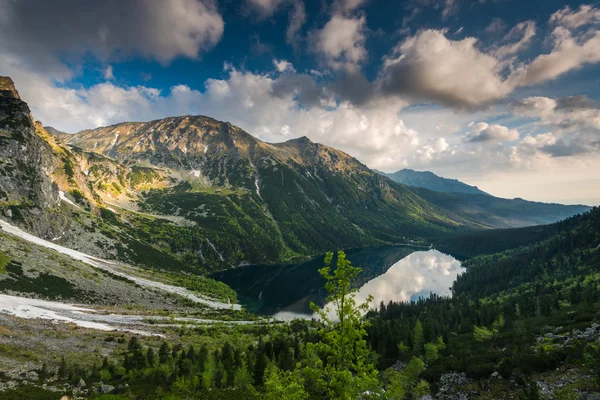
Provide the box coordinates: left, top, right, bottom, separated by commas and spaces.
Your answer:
0, 219, 239, 310
108, 133, 119, 153
58, 191, 81, 209
206, 239, 224, 262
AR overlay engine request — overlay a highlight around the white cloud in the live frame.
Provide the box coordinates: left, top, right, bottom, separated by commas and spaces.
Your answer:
0, 0, 224, 75
378, 7, 600, 110
518, 28, 600, 86
549, 4, 600, 29
104, 65, 115, 80
273, 59, 295, 73
245, 0, 286, 18
494, 21, 536, 58
511, 95, 600, 157
512, 96, 600, 133
467, 122, 519, 142
379, 30, 517, 109
311, 15, 367, 71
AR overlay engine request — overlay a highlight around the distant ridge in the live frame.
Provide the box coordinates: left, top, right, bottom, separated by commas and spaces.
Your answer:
377, 168, 489, 195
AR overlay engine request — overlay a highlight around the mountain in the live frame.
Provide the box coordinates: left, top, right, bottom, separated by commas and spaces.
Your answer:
57, 115, 485, 266
0, 75, 590, 273
406, 186, 590, 228
378, 169, 590, 227
377, 168, 489, 195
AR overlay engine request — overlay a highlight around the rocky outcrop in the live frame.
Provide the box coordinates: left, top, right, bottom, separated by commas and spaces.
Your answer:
0, 77, 66, 237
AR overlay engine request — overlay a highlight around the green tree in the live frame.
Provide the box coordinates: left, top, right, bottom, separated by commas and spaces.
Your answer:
146, 347, 155, 367
159, 342, 170, 364
413, 320, 424, 353
386, 357, 428, 399
424, 336, 446, 364
264, 365, 309, 400
202, 356, 216, 390
58, 357, 67, 380
304, 251, 381, 399
234, 357, 253, 390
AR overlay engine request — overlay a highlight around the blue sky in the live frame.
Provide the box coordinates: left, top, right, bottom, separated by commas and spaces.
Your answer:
1, 0, 599, 204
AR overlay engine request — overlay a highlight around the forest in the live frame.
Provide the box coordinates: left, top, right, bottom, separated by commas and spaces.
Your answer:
3, 208, 599, 400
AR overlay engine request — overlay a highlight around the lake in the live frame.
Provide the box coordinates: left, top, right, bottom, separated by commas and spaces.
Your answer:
212, 246, 464, 320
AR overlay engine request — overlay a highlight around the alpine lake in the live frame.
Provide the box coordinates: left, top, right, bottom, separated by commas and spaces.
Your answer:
212, 245, 464, 320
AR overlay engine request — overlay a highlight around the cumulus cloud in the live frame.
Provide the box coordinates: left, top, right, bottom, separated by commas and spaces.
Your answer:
0, 0, 224, 76
311, 15, 367, 71
379, 30, 517, 109
377, 5, 600, 110
467, 122, 519, 142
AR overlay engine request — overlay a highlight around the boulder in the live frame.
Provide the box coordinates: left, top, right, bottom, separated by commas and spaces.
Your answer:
75, 378, 86, 389
99, 384, 115, 394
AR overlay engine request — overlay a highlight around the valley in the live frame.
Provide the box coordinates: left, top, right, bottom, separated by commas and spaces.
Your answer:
1, 74, 599, 400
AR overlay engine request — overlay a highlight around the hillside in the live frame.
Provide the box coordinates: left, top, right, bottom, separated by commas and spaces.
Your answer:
368, 206, 600, 397
378, 168, 489, 195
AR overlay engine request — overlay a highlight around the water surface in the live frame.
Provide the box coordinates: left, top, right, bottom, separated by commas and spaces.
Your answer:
213, 246, 463, 319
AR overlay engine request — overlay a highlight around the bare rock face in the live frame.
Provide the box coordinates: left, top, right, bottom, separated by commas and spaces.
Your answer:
0, 76, 64, 236
0, 76, 20, 99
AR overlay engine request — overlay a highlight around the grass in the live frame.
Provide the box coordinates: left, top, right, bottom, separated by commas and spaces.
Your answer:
0, 260, 85, 300
0, 386, 63, 400
0, 250, 9, 273
0, 343, 37, 360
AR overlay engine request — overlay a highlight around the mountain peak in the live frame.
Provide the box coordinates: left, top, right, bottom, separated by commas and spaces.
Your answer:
0, 76, 20, 99
283, 136, 313, 145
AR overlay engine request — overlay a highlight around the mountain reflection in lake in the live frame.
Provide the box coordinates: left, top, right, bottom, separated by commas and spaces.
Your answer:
212, 247, 463, 320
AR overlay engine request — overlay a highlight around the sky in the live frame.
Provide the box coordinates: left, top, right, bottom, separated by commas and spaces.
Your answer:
1, 0, 599, 205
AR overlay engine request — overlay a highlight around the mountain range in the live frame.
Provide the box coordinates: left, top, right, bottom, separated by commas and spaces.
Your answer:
376, 168, 489, 195
0, 76, 590, 273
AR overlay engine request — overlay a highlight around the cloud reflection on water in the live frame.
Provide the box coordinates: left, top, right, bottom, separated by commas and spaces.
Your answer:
274, 250, 463, 321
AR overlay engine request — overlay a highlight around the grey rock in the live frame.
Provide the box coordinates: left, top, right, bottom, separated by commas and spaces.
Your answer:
26, 371, 39, 381
99, 384, 115, 394
390, 360, 407, 371
75, 378, 86, 389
